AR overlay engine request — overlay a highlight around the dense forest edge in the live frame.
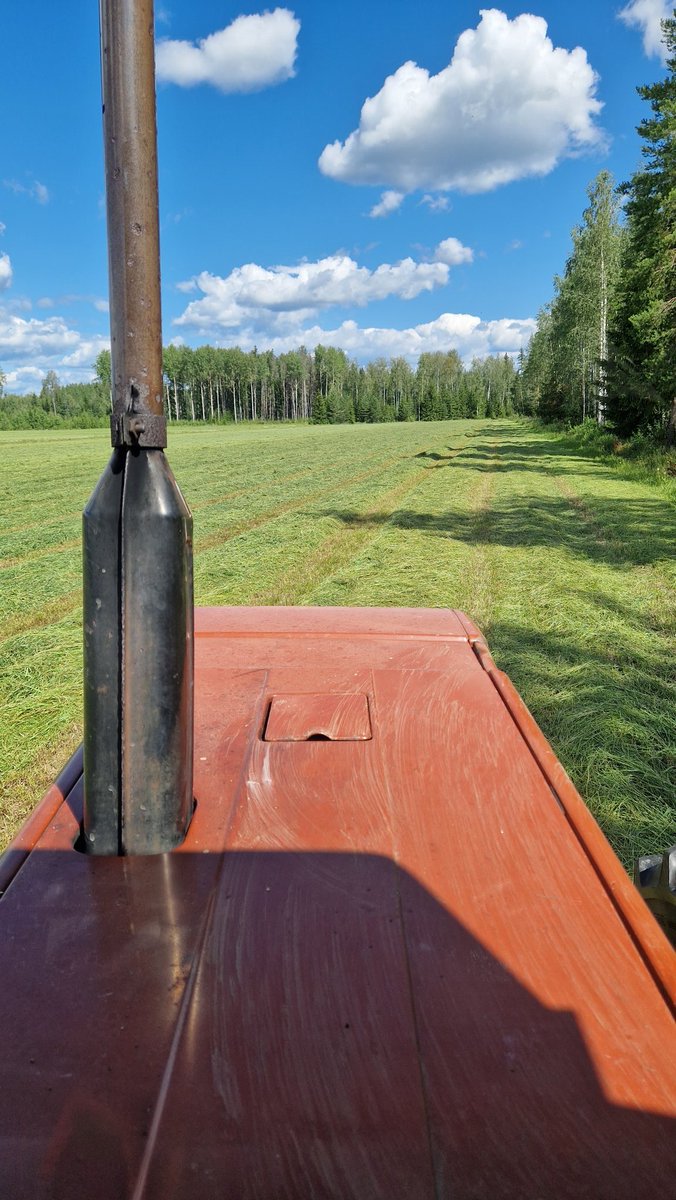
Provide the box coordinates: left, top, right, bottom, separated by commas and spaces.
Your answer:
1, 16, 674, 458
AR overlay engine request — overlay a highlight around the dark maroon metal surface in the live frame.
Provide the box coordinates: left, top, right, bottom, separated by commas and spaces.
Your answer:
1, 608, 674, 1198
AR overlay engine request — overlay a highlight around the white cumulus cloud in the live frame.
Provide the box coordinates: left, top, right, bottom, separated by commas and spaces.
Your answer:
0, 305, 109, 391
0, 309, 81, 360
156, 8, 300, 92
319, 8, 604, 194
618, 1, 670, 63
435, 237, 473, 266
175, 250, 454, 336
0, 253, 12, 291
182, 311, 535, 366
369, 190, 405, 218
61, 335, 111, 369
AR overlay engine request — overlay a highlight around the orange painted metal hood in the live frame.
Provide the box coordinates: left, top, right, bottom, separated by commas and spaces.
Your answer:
0, 607, 674, 1198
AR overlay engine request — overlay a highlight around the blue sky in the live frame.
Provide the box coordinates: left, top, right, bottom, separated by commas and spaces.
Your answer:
0, 1, 671, 392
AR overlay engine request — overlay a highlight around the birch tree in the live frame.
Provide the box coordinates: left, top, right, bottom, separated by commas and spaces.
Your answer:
522, 172, 622, 421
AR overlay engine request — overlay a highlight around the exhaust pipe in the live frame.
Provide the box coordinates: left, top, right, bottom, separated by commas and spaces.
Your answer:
82, 0, 193, 854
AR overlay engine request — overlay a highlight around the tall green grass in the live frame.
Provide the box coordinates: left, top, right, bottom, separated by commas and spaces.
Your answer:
556, 419, 676, 499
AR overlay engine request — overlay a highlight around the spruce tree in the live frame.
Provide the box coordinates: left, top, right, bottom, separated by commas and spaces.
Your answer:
609, 14, 676, 441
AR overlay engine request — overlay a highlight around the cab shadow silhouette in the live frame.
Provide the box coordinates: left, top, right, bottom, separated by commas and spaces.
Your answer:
1, 800, 674, 1199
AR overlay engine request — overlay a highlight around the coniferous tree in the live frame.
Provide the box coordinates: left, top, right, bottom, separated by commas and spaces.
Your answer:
609, 14, 676, 441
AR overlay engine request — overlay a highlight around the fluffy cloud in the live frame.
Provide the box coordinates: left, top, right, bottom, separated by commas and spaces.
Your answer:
0, 305, 109, 391
156, 8, 300, 92
369, 190, 404, 218
435, 237, 473, 266
179, 311, 535, 366
0, 309, 82, 360
319, 9, 604, 194
173, 244, 524, 366
618, 1, 670, 63
175, 249, 460, 336
61, 334, 110, 368
3, 364, 48, 391
0, 253, 12, 291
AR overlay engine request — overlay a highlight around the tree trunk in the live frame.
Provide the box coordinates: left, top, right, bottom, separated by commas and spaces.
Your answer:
597, 248, 607, 425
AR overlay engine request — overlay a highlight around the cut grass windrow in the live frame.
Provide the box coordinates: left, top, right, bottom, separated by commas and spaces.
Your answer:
196, 441, 433, 555
247, 461, 441, 606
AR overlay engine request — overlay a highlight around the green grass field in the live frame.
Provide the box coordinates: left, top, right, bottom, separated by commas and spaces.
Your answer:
1, 418, 674, 865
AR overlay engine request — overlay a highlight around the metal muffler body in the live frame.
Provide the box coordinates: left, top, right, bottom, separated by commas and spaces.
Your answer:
83, 0, 193, 854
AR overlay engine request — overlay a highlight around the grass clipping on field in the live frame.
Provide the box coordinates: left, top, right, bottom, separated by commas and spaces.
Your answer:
0, 419, 674, 866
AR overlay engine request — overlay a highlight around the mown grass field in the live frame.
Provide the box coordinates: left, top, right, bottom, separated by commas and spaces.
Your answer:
1, 418, 674, 866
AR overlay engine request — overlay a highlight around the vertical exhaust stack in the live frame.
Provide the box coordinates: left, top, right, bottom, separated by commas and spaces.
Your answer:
82, 0, 193, 855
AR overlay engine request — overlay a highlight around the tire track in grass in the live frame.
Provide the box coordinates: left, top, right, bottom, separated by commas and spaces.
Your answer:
0, 443, 389, 565
552, 474, 675, 630
246, 462, 445, 606
0, 537, 81, 571
0, 423, 435, 562
196, 442, 462, 606
196, 442, 444, 555
0, 588, 82, 642
0, 442, 441, 642
306, 443, 494, 609
0, 510, 83, 540
0, 433, 449, 646
458, 441, 499, 632
191, 440, 405, 515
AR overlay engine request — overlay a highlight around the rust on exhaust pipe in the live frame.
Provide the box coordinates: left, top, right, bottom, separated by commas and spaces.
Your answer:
101, 0, 166, 450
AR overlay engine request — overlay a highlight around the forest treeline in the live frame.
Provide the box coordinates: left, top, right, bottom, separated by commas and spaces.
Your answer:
521, 15, 676, 443
1, 16, 674, 439
0, 345, 524, 430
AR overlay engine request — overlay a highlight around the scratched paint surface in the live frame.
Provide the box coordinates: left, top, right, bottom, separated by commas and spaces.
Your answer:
1, 608, 673, 1199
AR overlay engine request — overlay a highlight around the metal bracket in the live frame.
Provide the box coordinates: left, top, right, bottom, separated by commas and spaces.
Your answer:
111, 412, 167, 449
